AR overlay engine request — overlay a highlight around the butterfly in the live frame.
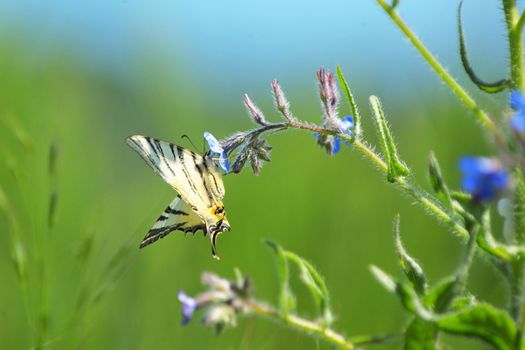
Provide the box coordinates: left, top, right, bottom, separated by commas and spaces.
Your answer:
126, 134, 230, 259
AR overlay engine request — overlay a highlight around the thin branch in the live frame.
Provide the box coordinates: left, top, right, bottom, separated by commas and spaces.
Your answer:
236, 120, 469, 239
457, 1, 509, 93
375, 0, 499, 138
503, 0, 525, 91
246, 300, 357, 349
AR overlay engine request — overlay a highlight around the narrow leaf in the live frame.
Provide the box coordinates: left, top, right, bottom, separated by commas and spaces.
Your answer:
370, 265, 433, 320
437, 303, 517, 350
404, 318, 439, 350
285, 251, 333, 325
428, 152, 454, 211
370, 265, 396, 293
265, 240, 296, 316
478, 210, 514, 262
336, 65, 361, 138
393, 215, 427, 295
457, 1, 509, 93
424, 277, 460, 313
369, 95, 409, 182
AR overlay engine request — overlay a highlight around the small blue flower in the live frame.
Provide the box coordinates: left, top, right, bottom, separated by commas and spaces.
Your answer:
459, 157, 508, 202
178, 291, 197, 325
204, 131, 231, 173
339, 115, 354, 134
314, 115, 354, 155
510, 90, 525, 133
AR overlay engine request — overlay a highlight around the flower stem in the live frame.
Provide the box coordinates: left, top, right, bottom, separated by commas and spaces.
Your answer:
352, 137, 468, 238
241, 119, 469, 239
287, 121, 469, 238
246, 300, 357, 349
375, 0, 498, 136
503, 0, 525, 91
456, 220, 479, 290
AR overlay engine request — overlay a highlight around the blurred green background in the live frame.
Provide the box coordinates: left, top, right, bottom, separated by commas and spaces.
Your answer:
0, 1, 511, 349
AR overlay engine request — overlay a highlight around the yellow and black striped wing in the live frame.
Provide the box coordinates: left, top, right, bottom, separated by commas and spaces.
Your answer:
139, 195, 205, 248
126, 135, 225, 222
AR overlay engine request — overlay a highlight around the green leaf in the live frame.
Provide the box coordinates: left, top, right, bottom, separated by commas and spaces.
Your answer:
457, 1, 509, 93
336, 65, 361, 138
427, 152, 455, 211
369, 95, 409, 182
478, 210, 514, 262
437, 303, 517, 350
265, 240, 296, 316
513, 168, 525, 244
285, 251, 333, 325
393, 215, 427, 295
370, 265, 396, 293
424, 277, 460, 313
370, 265, 433, 320
450, 295, 476, 311
404, 318, 439, 350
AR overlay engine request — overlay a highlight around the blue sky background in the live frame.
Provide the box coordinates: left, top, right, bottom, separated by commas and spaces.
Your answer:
0, 0, 507, 103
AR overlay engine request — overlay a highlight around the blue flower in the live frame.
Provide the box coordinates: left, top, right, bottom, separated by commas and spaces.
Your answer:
510, 90, 525, 133
204, 131, 231, 173
314, 115, 354, 155
178, 291, 197, 325
459, 157, 508, 202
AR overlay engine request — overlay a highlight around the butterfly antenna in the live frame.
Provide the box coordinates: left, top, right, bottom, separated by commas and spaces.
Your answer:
180, 134, 200, 151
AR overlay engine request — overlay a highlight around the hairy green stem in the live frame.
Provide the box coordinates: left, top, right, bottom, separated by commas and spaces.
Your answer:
456, 222, 479, 291
375, 0, 498, 137
503, 0, 525, 91
293, 122, 467, 238
246, 300, 356, 349
260, 121, 470, 239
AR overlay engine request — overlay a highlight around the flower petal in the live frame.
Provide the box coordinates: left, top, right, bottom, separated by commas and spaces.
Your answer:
178, 291, 197, 325
204, 131, 224, 154
459, 156, 508, 202
510, 90, 525, 111
219, 153, 231, 173
331, 137, 341, 155
511, 111, 525, 133
341, 115, 354, 129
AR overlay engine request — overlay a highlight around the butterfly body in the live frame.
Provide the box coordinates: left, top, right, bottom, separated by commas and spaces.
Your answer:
126, 135, 230, 258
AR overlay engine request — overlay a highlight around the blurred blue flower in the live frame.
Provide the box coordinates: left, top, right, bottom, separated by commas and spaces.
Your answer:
459, 157, 508, 202
314, 115, 354, 155
178, 291, 197, 325
510, 90, 525, 133
204, 131, 231, 173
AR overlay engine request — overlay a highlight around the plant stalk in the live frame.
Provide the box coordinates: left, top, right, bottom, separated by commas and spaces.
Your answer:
503, 0, 525, 91
375, 0, 500, 139
246, 300, 356, 349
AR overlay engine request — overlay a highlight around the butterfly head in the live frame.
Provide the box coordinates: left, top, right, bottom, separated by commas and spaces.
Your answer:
207, 205, 230, 260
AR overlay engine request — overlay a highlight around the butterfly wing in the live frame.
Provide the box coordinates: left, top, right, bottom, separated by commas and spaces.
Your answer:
127, 135, 230, 257
139, 195, 205, 248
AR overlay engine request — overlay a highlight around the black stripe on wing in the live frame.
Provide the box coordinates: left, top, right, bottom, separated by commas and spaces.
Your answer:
139, 196, 206, 248
139, 223, 206, 248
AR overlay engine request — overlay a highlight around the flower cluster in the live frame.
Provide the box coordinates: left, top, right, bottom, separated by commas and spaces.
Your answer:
314, 68, 355, 155
313, 116, 354, 155
202, 69, 360, 177
177, 271, 252, 334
